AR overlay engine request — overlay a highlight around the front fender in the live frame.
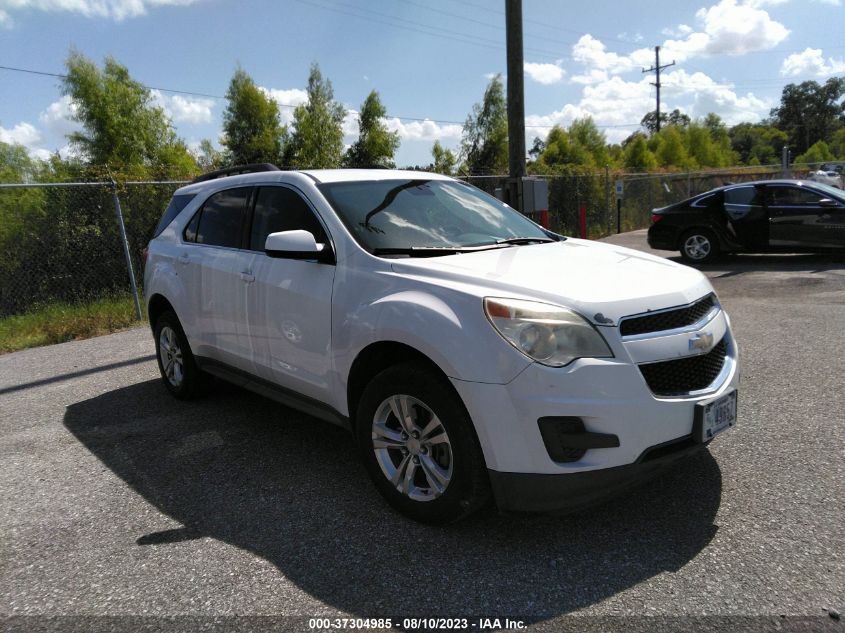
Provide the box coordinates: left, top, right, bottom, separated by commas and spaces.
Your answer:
333, 286, 532, 399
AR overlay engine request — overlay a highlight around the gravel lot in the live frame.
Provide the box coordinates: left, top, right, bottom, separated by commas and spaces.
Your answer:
1, 230, 843, 632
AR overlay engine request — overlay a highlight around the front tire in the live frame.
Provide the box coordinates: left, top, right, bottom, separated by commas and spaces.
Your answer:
154, 310, 208, 399
355, 363, 490, 524
680, 228, 720, 264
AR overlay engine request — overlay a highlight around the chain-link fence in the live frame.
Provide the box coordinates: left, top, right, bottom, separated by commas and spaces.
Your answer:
1, 163, 842, 320
0, 180, 185, 318
465, 162, 841, 238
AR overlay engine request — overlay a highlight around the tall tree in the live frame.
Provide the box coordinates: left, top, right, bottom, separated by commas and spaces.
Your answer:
623, 133, 658, 171
430, 141, 457, 175
641, 108, 690, 135
287, 64, 346, 169
221, 68, 286, 166
770, 78, 845, 154
345, 90, 399, 167
460, 74, 508, 175
61, 51, 194, 172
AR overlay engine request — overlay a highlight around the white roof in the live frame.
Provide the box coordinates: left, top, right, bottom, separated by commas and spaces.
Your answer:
302, 169, 454, 183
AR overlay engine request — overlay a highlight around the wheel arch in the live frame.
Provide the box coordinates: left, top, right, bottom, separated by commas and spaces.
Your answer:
346, 341, 455, 432
147, 293, 176, 331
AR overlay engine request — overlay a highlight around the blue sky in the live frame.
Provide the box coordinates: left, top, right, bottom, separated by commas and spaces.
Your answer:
1, 0, 843, 168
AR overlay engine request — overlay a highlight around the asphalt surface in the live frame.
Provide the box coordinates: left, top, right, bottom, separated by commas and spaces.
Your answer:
1, 230, 843, 632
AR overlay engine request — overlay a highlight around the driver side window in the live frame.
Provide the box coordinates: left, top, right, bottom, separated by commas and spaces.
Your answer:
249, 186, 328, 252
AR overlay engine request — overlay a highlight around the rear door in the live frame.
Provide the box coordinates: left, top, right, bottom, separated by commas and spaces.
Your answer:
181, 186, 252, 368
766, 184, 845, 248
241, 185, 336, 402
723, 185, 768, 249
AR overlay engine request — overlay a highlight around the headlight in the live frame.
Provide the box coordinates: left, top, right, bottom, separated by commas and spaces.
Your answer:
484, 297, 613, 367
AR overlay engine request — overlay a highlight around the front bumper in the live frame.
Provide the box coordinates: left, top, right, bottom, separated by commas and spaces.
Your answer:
449, 313, 739, 512
489, 435, 707, 513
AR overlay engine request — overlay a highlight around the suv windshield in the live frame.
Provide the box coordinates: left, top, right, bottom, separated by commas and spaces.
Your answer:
318, 179, 554, 254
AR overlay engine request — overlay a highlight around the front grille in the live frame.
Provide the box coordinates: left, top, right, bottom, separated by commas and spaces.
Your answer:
620, 294, 716, 336
639, 338, 728, 396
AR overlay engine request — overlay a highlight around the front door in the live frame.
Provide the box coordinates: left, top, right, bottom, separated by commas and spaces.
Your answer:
767, 184, 845, 248
241, 185, 336, 403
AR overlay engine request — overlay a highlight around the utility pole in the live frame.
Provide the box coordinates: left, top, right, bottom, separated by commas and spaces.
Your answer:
505, 0, 526, 210
642, 46, 675, 133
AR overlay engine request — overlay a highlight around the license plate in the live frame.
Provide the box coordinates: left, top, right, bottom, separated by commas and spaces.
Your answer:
694, 390, 737, 443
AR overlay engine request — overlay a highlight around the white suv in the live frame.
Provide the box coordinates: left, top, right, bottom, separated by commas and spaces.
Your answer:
144, 166, 739, 523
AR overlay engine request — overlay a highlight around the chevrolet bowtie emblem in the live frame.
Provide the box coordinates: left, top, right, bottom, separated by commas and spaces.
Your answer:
689, 332, 714, 351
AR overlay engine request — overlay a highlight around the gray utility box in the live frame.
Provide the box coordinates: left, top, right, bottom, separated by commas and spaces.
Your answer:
522, 177, 548, 212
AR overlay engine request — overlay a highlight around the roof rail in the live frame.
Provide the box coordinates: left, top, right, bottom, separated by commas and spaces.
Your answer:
191, 163, 281, 184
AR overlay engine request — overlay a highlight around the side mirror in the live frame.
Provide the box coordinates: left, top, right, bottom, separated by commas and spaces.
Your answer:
818, 198, 839, 208
264, 230, 333, 263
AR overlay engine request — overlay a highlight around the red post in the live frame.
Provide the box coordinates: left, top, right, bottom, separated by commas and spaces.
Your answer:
540, 209, 549, 229
579, 205, 587, 238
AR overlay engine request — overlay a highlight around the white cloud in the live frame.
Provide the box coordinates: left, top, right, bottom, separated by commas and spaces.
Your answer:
259, 87, 308, 126
524, 61, 566, 85
661, 24, 693, 38
38, 95, 80, 137
781, 47, 845, 77
0, 8, 11, 26
0, 121, 42, 146
385, 118, 463, 142
150, 90, 214, 124
633, 0, 789, 64
0, 0, 201, 23
572, 35, 637, 74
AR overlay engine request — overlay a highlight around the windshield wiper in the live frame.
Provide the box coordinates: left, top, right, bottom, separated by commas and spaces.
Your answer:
373, 244, 511, 257
493, 236, 557, 245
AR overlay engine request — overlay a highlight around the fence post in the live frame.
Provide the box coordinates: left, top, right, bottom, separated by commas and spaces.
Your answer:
604, 165, 610, 235
110, 180, 143, 321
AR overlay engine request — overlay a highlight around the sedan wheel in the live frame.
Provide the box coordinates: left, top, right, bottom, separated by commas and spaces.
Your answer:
158, 326, 184, 388
680, 228, 719, 264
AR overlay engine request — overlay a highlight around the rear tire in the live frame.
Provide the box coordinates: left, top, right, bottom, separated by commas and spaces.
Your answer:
680, 228, 720, 264
355, 362, 491, 524
154, 310, 208, 399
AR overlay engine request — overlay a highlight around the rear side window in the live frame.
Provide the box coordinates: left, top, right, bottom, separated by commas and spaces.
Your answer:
724, 186, 763, 206
249, 186, 328, 251
188, 187, 251, 248
154, 194, 196, 237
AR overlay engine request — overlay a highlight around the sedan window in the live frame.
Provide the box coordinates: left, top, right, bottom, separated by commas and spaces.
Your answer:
767, 186, 824, 206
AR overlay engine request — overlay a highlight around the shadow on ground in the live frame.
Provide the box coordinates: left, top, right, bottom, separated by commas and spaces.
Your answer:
64, 379, 722, 616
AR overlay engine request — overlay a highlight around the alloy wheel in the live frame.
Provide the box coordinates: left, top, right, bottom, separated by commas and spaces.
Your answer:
371, 394, 454, 502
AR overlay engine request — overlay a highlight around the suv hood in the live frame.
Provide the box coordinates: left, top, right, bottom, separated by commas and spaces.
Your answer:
389, 238, 713, 325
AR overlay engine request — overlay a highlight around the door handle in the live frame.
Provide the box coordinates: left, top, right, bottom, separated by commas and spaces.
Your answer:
239, 271, 255, 283
177, 253, 190, 265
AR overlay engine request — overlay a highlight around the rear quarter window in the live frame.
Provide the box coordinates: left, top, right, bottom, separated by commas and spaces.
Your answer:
153, 194, 196, 238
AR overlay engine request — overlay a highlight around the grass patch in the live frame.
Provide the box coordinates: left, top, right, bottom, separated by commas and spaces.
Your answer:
0, 294, 146, 354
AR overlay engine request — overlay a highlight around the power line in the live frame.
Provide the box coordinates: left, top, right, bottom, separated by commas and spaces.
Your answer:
0, 63, 643, 132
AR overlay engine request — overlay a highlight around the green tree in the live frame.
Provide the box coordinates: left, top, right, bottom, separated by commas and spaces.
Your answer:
287, 63, 346, 169
533, 126, 591, 171
430, 140, 457, 175
729, 123, 788, 165
770, 78, 845, 154
568, 117, 609, 167
221, 68, 286, 166
460, 74, 508, 175
831, 127, 845, 159
345, 90, 399, 167
794, 140, 835, 164
655, 126, 691, 168
623, 133, 657, 171
641, 108, 690, 135
61, 51, 195, 174
195, 139, 225, 172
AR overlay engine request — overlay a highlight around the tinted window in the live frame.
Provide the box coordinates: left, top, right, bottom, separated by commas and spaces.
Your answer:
319, 179, 549, 252
195, 187, 251, 248
724, 186, 763, 206
184, 210, 200, 242
768, 186, 824, 206
154, 194, 196, 237
249, 187, 328, 251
